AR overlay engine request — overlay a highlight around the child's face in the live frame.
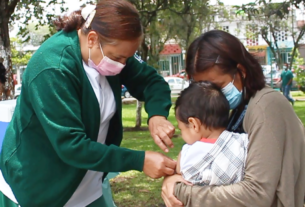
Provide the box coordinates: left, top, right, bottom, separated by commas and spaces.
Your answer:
177, 117, 203, 145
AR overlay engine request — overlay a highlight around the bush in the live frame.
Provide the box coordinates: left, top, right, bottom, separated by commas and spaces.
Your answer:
295, 68, 305, 93
292, 49, 305, 93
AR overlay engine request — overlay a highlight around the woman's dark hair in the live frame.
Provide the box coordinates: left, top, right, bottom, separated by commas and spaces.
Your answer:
54, 0, 143, 42
175, 81, 230, 130
0, 62, 6, 84
186, 30, 265, 98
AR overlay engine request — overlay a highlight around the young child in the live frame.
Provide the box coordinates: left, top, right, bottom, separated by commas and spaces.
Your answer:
175, 81, 248, 186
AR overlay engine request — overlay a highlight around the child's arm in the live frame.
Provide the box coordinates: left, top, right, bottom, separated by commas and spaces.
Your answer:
176, 151, 182, 174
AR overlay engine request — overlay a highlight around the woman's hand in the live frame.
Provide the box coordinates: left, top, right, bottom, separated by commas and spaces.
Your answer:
143, 151, 176, 179
162, 174, 192, 207
148, 116, 175, 152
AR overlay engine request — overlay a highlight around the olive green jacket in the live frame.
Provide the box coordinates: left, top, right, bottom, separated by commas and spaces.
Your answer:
0, 30, 171, 207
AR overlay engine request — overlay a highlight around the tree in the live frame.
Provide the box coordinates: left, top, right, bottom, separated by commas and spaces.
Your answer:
292, 49, 305, 93
287, 6, 305, 70
128, 0, 213, 128
128, 0, 169, 128
170, 0, 210, 49
240, 0, 305, 70
128, 0, 197, 128
0, 0, 67, 100
25, 23, 52, 46
240, 2, 287, 69
10, 37, 33, 69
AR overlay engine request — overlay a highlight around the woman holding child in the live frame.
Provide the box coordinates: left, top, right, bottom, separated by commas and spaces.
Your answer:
162, 30, 305, 207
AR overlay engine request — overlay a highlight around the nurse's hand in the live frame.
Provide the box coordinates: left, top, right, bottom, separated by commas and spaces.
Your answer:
143, 151, 176, 179
149, 116, 175, 152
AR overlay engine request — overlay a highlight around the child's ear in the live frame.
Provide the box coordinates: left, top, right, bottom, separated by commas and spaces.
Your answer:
188, 117, 202, 133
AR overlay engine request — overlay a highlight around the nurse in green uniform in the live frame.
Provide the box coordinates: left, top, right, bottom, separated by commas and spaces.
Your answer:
0, 1, 176, 206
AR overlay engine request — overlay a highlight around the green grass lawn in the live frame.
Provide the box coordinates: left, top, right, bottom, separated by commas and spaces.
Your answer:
291, 91, 305, 99
110, 96, 305, 207
294, 101, 305, 124
111, 102, 182, 207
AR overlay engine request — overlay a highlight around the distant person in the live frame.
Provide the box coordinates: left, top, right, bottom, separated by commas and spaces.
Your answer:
277, 63, 295, 105
175, 81, 248, 189
0, 62, 6, 85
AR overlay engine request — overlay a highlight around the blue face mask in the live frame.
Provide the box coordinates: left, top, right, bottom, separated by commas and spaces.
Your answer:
222, 79, 243, 109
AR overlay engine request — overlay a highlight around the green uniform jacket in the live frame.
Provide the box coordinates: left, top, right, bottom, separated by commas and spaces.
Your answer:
0, 30, 171, 207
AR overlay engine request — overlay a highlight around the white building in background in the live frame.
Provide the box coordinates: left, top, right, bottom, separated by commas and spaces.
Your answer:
158, 44, 184, 76
203, 5, 305, 66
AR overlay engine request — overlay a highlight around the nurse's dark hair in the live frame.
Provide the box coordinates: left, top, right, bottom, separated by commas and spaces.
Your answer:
175, 81, 229, 130
186, 30, 265, 98
54, 0, 143, 42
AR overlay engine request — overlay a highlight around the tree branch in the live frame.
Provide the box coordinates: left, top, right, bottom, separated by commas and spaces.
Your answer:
261, 27, 277, 64
7, 0, 19, 17
139, 8, 164, 15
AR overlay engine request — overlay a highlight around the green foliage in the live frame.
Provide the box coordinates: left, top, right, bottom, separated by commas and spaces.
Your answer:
169, 0, 210, 48
292, 49, 305, 93
25, 23, 52, 46
294, 101, 305, 125
128, 0, 175, 66
6, 0, 70, 43
10, 37, 32, 68
237, 0, 305, 70
128, 0, 211, 69
238, 1, 291, 20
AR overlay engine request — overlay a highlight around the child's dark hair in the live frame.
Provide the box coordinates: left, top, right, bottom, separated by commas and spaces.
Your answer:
0, 62, 6, 84
175, 81, 230, 129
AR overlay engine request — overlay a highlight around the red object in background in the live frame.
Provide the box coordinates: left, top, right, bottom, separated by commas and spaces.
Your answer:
273, 77, 280, 83
170, 70, 187, 79
159, 44, 182, 55
13, 74, 18, 85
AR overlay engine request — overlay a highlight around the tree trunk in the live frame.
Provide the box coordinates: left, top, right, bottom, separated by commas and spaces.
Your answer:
185, 15, 194, 48
0, 3, 14, 101
290, 45, 297, 70
276, 50, 282, 69
289, 28, 305, 70
134, 37, 149, 128
135, 100, 143, 129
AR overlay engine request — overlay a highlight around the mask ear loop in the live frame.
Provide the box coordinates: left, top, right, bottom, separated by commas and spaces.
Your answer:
99, 44, 105, 58
232, 74, 236, 84
243, 84, 247, 100
237, 69, 247, 100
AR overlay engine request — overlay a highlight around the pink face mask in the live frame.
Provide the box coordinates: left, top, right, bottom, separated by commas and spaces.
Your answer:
88, 44, 125, 76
